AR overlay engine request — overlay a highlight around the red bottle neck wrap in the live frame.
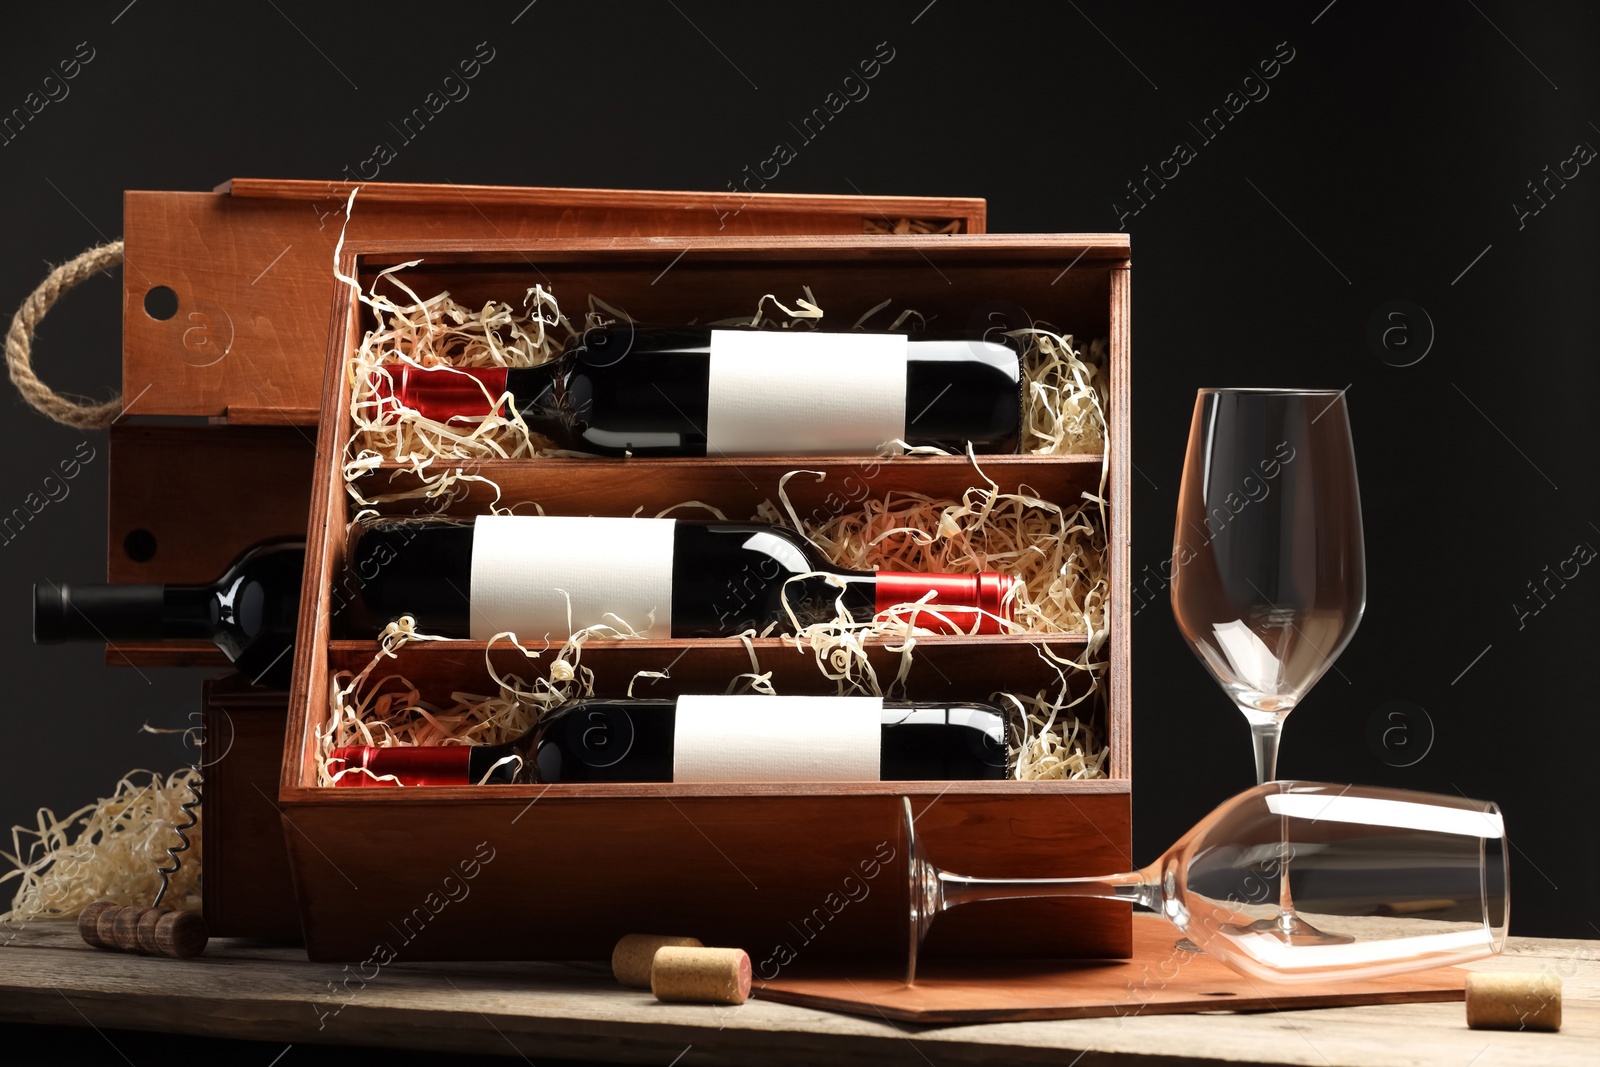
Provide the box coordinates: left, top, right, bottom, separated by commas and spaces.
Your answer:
329, 745, 472, 787
370, 364, 509, 423
873, 572, 1015, 635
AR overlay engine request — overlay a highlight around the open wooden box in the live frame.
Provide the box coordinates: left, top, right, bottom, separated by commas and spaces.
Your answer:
279, 231, 1132, 963
113, 179, 988, 938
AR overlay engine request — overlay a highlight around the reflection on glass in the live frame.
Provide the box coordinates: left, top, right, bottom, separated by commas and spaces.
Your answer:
1171, 388, 1366, 782
1170, 387, 1367, 947
903, 781, 1508, 985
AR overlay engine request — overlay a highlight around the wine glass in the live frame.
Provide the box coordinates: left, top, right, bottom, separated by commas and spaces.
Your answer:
1171, 387, 1365, 784
1170, 388, 1365, 945
902, 782, 1508, 985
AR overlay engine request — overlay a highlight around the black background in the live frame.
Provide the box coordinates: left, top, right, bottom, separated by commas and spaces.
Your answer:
1, 0, 1595, 995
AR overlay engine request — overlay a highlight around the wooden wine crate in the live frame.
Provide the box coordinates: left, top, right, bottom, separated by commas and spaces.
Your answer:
115, 180, 986, 941
280, 232, 1133, 963
110, 179, 984, 668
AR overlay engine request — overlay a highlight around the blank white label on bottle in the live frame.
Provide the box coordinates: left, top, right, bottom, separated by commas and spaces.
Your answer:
705, 330, 907, 454
469, 515, 674, 640
673, 695, 883, 782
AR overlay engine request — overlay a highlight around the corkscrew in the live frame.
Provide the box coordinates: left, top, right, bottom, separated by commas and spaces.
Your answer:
152, 767, 201, 910
76, 726, 209, 959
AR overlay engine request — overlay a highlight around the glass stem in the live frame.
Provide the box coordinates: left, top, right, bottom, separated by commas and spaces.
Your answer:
1246, 713, 1282, 785
936, 867, 1160, 913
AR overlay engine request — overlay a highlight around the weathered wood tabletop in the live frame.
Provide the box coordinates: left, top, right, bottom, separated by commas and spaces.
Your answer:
1, 918, 1595, 1066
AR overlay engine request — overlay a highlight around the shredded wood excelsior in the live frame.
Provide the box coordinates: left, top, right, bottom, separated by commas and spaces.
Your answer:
861, 217, 964, 235
341, 253, 1108, 468
1, 769, 203, 923
321, 616, 1106, 785
3, 238, 1116, 911
324, 244, 1111, 783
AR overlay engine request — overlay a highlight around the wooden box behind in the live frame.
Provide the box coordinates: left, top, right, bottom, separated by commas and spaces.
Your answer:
280, 233, 1132, 963
115, 180, 985, 941
200, 676, 299, 939
110, 180, 984, 668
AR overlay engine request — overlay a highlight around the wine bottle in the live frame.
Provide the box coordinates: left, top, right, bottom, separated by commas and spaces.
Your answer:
331, 695, 1011, 785
370, 326, 1022, 456
342, 515, 1014, 640
33, 540, 304, 688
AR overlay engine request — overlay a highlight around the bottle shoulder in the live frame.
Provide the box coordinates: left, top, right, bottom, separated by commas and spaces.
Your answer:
213, 538, 306, 592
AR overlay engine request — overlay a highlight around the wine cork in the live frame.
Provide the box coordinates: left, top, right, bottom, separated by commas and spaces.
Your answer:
1466, 972, 1561, 1032
77, 902, 116, 948
651, 946, 752, 1005
612, 934, 704, 988
153, 910, 208, 958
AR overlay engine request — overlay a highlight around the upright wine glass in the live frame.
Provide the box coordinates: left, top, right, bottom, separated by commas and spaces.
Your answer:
1170, 388, 1366, 946
903, 782, 1509, 986
1171, 388, 1366, 787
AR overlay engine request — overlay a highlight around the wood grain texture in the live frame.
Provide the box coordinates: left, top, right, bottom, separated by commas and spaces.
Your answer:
104, 424, 314, 667
200, 677, 301, 939
358, 454, 1105, 524
280, 233, 1134, 964
122, 183, 987, 419
321, 635, 1095, 711
280, 788, 1131, 963
223, 177, 987, 229
0, 919, 1594, 1066
112, 180, 964, 649
1108, 266, 1132, 781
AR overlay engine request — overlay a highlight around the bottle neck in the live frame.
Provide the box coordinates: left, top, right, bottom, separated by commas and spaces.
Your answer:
33, 581, 216, 643
871, 572, 1015, 635
377, 360, 572, 442
163, 584, 217, 640
330, 742, 521, 786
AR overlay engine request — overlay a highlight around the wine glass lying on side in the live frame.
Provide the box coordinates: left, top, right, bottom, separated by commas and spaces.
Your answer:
904, 781, 1508, 985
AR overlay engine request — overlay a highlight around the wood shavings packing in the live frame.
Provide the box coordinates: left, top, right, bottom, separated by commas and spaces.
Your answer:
342, 270, 1108, 466
321, 617, 1106, 785
330, 269, 1112, 783
2, 769, 202, 923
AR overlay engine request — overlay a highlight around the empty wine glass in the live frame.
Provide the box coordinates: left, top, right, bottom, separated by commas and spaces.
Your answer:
903, 782, 1508, 985
1171, 387, 1365, 786
1171, 387, 1366, 946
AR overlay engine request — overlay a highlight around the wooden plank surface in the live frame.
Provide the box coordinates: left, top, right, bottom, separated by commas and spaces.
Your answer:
0, 917, 1593, 1066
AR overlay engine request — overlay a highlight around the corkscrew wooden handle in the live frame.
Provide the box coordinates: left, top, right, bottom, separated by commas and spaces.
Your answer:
78, 902, 207, 958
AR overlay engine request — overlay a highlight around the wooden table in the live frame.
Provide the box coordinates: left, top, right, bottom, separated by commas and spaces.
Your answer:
1, 920, 1595, 1065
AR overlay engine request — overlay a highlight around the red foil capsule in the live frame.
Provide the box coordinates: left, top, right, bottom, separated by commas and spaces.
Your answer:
329, 745, 473, 787
873, 572, 1016, 635
368, 364, 510, 424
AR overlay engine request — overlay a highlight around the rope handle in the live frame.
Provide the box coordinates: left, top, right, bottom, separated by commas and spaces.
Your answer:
5, 240, 125, 429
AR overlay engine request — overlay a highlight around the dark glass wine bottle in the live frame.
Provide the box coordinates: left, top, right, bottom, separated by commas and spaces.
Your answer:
370, 326, 1022, 456
33, 540, 304, 688
342, 515, 1014, 640
331, 696, 1011, 785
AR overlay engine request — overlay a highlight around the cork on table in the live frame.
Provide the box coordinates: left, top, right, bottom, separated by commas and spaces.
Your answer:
0, 918, 1595, 1066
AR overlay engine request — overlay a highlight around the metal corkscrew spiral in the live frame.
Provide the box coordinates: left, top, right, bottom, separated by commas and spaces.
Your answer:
151, 770, 201, 909
77, 719, 210, 959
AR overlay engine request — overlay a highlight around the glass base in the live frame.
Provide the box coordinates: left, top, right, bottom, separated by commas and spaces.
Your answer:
1224, 913, 1356, 946
1173, 937, 1204, 953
